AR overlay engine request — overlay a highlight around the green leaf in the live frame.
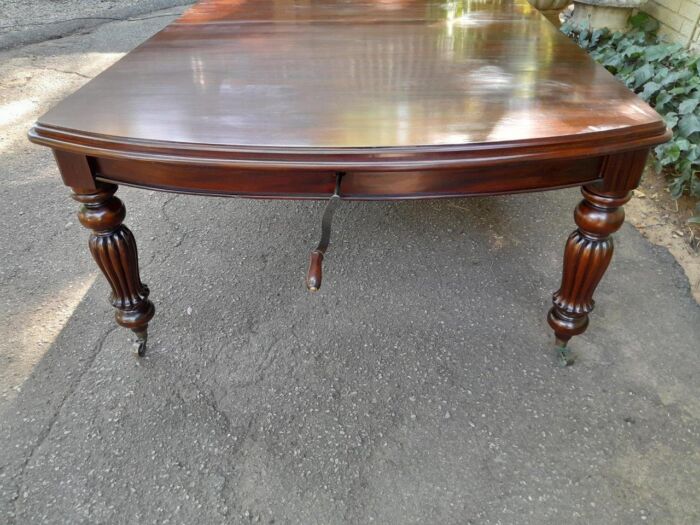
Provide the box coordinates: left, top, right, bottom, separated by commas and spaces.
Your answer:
670, 176, 687, 198
590, 28, 606, 47
644, 44, 671, 62
678, 114, 700, 137
664, 112, 679, 129
633, 63, 655, 88
641, 81, 662, 100
629, 12, 660, 33
662, 69, 692, 87
679, 158, 693, 176
691, 173, 700, 198
601, 54, 624, 71
622, 45, 644, 58
578, 29, 590, 47
653, 66, 669, 82
670, 85, 693, 95
660, 142, 681, 164
654, 90, 672, 111
679, 98, 700, 115
676, 138, 691, 150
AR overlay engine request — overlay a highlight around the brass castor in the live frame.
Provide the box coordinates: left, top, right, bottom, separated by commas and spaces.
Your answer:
133, 329, 148, 357
555, 337, 575, 367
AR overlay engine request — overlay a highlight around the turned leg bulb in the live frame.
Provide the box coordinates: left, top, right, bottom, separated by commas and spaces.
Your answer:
548, 185, 631, 364
73, 183, 155, 356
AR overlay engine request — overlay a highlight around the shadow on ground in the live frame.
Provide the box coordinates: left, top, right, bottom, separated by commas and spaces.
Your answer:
2, 190, 699, 524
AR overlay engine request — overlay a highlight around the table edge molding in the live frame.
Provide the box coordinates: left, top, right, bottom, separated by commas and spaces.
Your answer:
29, 123, 671, 172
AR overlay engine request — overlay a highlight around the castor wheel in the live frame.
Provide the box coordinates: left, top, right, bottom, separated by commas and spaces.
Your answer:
556, 344, 575, 367
553, 336, 575, 366
132, 329, 148, 357
134, 339, 147, 357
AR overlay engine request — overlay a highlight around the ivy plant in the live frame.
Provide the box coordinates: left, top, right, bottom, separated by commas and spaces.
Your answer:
562, 12, 700, 223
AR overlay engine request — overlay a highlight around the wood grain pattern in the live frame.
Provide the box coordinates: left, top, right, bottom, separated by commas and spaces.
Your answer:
92, 155, 603, 199
53, 149, 96, 191
29, 0, 669, 174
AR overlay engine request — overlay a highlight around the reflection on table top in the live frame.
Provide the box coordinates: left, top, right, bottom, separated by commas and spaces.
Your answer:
37, 0, 666, 151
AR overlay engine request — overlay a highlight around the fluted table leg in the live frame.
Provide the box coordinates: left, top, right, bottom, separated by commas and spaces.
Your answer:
73, 183, 155, 356
547, 149, 649, 365
548, 186, 630, 364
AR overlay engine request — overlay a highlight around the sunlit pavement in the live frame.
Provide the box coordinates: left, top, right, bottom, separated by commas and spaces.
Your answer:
1, 5, 699, 524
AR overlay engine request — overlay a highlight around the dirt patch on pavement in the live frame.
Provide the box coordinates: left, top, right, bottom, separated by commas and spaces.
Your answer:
626, 166, 700, 303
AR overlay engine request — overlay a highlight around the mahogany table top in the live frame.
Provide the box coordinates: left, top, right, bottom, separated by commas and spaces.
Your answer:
30, 0, 668, 170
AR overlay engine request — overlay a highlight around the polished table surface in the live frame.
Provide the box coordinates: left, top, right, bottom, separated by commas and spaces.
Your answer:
29, 0, 670, 364
32, 0, 666, 168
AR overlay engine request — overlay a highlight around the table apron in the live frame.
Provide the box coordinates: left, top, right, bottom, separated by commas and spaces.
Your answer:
92, 155, 603, 200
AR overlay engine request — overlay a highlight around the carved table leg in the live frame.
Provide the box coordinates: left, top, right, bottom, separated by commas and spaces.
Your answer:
547, 185, 630, 365
547, 149, 649, 365
73, 183, 155, 356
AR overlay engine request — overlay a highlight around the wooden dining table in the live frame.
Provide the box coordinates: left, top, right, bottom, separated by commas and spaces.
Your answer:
29, 0, 670, 364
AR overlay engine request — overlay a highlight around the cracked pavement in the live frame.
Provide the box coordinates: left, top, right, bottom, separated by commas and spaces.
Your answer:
1, 4, 700, 525
0, 1, 193, 50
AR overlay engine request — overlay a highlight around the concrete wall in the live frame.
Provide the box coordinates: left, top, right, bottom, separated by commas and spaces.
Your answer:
644, 0, 700, 49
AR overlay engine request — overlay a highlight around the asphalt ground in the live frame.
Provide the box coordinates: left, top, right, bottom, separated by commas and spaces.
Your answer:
0, 0, 191, 50
1, 5, 699, 524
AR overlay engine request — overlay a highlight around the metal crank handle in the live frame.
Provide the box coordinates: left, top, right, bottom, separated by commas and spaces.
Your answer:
306, 172, 343, 292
